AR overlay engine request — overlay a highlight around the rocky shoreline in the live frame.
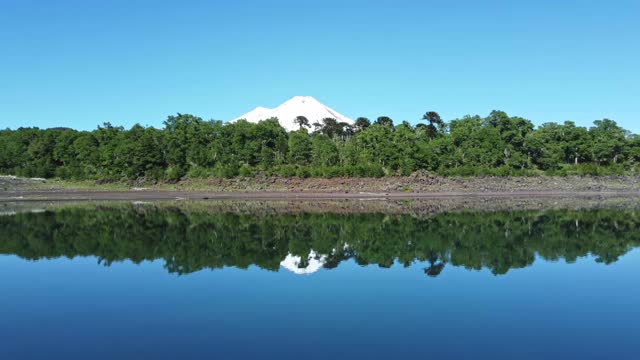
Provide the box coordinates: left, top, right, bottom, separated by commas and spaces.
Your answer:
3, 173, 640, 195
175, 173, 640, 193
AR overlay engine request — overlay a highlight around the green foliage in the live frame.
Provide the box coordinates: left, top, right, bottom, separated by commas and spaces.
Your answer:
354, 117, 371, 131
288, 130, 312, 165
275, 164, 298, 177
420, 111, 445, 139
0, 111, 637, 180
165, 166, 183, 181
375, 116, 394, 127
238, 164, 255, 177
311, 134, 339, 167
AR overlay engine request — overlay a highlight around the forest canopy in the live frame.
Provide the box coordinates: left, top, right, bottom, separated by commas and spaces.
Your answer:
1, 111, 639, 180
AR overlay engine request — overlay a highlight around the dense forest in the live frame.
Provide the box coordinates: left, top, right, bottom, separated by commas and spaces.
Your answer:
1, 111, 639, 180
1, 205, 638, 276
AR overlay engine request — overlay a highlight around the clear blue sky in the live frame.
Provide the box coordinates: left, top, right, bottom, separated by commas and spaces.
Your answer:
1, 0, 639, 132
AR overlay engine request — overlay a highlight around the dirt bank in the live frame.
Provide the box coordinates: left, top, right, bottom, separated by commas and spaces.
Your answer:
2, 174, 640, 202
3, 195, 640, 219
167, 173, 640, 193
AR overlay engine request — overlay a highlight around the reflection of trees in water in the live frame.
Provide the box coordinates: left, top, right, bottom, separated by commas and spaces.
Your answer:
424, 253, 446, 277
1, 205, 639, 276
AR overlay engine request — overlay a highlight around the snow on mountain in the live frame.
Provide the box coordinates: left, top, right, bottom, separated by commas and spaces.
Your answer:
232, 96, 354, 132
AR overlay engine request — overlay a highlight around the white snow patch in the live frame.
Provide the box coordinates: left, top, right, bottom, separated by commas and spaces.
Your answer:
280, 250, 327, 275
232, 96, 354, 132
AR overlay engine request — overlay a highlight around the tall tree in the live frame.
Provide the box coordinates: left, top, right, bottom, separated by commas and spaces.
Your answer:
354, 117, 371, 132
294, 116, 310, 130
375, 116, 394, 127
288, 130, 312, 165
311, 134, 339, 166
590, 119, 627, 165
320, 117, 342, 138
421, 111, 444, 140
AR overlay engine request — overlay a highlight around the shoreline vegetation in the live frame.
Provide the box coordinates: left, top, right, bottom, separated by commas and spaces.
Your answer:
1, 111, 639, 184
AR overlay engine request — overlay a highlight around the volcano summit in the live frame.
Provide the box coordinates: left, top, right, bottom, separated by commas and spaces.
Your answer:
232, 96, 354, 132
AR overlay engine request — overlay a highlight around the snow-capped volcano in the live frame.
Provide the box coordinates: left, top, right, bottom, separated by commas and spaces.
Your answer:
232, 96, 354, 132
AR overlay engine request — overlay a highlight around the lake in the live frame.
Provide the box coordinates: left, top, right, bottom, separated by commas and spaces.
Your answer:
1, 199, 639, 359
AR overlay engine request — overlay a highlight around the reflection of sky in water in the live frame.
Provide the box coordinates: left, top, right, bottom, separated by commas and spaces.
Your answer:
1, 249, 639, 359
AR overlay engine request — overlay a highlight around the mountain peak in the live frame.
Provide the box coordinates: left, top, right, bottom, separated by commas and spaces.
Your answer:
284, 95, 319, 103
232, 96, 354, 131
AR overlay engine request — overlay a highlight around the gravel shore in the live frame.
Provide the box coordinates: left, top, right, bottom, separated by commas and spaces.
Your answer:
2, 174, 640, 202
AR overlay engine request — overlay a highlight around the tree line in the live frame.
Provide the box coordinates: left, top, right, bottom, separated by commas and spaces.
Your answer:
1, 110, 639, 180
1, 205, 637, 276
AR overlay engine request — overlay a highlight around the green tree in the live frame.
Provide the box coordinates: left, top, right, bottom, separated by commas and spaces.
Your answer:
255, 118, 289, 167
162, 114, 207, 178
421, 111, 444, 140
311, 134, 339, 166
354, 117, 371, 132
375, 116, 394, 127
288, 129, 312, 165
319, 117, 343, 138
589, 119, 627, 165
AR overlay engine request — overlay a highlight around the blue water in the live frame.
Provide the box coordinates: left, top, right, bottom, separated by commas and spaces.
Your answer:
1, 205, 639, 359
2, 253, 639, 359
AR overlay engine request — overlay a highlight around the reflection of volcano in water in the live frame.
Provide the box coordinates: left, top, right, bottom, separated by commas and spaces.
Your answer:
280, 250, 327, 275
3, 206, 639, 277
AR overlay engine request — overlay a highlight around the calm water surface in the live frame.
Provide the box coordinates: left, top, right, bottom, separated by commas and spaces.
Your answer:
1, 203, 639, 359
